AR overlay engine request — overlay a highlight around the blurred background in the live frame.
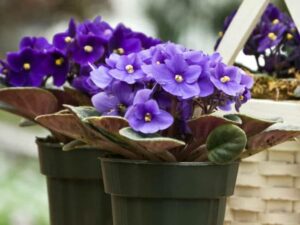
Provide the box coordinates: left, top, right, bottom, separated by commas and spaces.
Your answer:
0, 0, 287, 224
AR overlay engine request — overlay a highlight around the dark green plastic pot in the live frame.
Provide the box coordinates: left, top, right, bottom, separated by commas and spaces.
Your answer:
100, 158, 239, 225
37, 138, 112, 225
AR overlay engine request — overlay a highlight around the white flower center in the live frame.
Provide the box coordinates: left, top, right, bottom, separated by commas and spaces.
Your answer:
64, 36, 73, 43
125, 64, 134, 74
220, 75, 230, 83
175, 74, 184, 83
144, 113, 152, 122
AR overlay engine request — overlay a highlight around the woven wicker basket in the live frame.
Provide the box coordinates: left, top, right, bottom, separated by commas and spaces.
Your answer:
224, 99, 300, 225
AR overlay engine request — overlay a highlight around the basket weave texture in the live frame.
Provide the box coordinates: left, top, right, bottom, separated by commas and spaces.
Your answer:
224, 141, 300, 225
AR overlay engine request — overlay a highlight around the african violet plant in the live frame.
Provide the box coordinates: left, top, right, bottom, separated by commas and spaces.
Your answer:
0, 17, 160, 141
215, 3, 300, 100
35, 42, 300, 164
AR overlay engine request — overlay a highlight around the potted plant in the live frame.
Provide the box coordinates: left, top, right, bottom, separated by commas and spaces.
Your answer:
36, 41, 300, 225
215, 3, 300, 225
0, 16, 161, 225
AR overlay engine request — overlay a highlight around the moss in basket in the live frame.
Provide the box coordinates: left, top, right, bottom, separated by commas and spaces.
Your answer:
35, 42, 300, 164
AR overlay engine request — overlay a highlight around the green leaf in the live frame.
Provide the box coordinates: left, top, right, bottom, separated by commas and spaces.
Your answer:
242, 123, 300, 158
84, 116, 129, 134
63, 105, 101, 121
19, 118, 36, 127
62, 140, 90, 151
48, 88, 92, 109
0, 87, 58, 120
119, 127, 185, 153
35, 113, 139, 159
206, 124, 247, 164
187, 115, 239, 147
225, 114, 282, 137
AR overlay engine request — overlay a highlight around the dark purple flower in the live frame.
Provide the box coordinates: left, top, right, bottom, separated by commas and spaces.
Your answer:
72, 65, 100, 95
210, 63, 244, 96
20, 37, 52, 51
108, 53, 145, 84
125, 89, 173, 133
53, 18, 77, 52
92, 81, 134, 115
150, 54, 201, 99
44, 49, 69, 86
6, 48, 45, 86
108, 24, 142, 55
77, 16, 113, 42
71, 35, 105, 65
257, 24, 286, 52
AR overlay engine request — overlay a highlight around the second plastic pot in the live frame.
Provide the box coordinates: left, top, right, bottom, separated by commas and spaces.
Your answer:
37, 138, 112, 225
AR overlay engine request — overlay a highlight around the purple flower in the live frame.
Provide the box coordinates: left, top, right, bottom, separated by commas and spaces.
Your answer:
6, 48, 45, 86
125, 89, 173, 133
44, 49, 69, 86
92, 81, 134, 115
108, 53, 145, 84
150, 54, 201, 99
210, 63, 244, 96
257, 24, 286, 52
20, 37, 52, 51
71, 35, 105, 65
53, 19, 77, 52
72, 66, 100, 96
77, 16, 113, 42
90, 65, 113, 89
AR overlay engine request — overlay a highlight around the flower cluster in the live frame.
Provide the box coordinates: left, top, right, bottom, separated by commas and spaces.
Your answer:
91, 42, 253, 135
215, 4, 300, 77
0, 17, 161, 94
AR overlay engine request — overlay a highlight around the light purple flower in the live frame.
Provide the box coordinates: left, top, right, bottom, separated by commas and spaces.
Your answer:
109, 53, 145, 84
210, 63, 244, 96
150, 54, 201, 99
125, 89, 173, 133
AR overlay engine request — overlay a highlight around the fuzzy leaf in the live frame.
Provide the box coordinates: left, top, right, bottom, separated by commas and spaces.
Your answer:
225, 114, 282, 137
206, 124, 247, 164
35, 112, 139, 159
48, 88, 92, 109
19, 118, 36, 127
63, 105, 101, 121
188, 115, 239, 146
84, 116, 129, 134
242, 124, 300, 158
64, 87, 92, 106
63, 140, 90, 151
0, 87, 58, 120
119, 127, 185, 153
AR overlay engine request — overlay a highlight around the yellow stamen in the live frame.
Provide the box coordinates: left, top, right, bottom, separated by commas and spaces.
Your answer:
114, 48, 125, 55
55, 57, 64, 66
144, 113, 152, 122
118, 104, 126, 112
286, 33, 293, 40
218, 31, 224, 37
64, 36, 73, 43
84, 45, 93, 53
220, 75, 230, 83
125, 64, 134, 74
23, 63, 31, 71
175, 74, 184, 83
272, 19, 279, 25
239, 95, 244, 101
268, 32, 277, 41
